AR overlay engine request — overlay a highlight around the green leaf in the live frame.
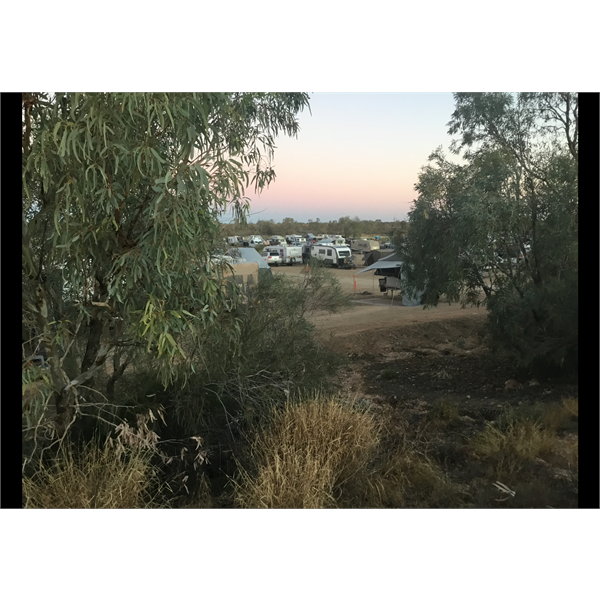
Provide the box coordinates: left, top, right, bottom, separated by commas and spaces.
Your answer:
53, 122, 62, 143
58, 128, 68, 157
151, 147, 163, 163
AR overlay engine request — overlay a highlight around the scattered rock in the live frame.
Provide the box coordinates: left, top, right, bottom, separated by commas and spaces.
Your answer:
459, 415, 475, 423
529, 379, 540, 387
434, 369, 451, 380
552, 468, 573, 481
504, 379, 523, 391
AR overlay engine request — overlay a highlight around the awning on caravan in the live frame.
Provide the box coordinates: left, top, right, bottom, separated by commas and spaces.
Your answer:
356, 255, 402, 274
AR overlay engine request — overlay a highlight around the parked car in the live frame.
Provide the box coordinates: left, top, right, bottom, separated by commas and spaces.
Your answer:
261, 249, 282, 266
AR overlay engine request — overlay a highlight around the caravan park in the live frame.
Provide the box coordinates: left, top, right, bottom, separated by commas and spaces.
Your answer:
22, 93, 579, 511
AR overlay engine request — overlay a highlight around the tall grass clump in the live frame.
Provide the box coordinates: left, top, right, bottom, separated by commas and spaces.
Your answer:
234, 394, 379, 508
468, 403, 565, 479
22, 440, 161, 508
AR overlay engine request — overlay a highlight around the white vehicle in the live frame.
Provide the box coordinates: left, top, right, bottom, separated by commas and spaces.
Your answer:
270, 245, 303, 266
304, 243, 354, 268
228, 236, 244, 246
351, 239, 380, 253
319, 237, 348, 247
269, 235, 287, 246
246, 235, 265, 246
261, 249, 282, 266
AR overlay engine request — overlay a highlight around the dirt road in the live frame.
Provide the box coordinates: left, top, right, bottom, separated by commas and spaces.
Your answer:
274, 262, 486, 338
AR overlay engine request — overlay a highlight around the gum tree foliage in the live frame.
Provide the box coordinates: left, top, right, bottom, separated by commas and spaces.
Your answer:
398, 93, 577, 374
22, 92, 310, 431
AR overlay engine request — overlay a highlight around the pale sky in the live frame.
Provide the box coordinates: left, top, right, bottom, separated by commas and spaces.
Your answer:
237, 92, 461, 224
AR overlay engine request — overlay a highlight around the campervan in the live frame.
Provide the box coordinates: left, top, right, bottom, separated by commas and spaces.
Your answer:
303, 243, 354, 268
270, 245, 303, 265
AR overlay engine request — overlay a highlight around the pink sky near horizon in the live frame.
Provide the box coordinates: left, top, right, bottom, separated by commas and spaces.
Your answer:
233, 92, 461, 224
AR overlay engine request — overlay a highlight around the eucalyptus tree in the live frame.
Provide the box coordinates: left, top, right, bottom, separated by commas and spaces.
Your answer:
22, 92, 310, 432
398, 93, 578, 374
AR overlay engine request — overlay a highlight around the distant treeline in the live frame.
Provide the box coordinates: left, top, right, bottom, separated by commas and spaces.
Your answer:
222, 216, 409, 238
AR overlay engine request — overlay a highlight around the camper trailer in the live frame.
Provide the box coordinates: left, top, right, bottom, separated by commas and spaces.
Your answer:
303, 243, 354, 268
356, 254, 423, 306
270, 245, 303, 265
351, 239, 380, 253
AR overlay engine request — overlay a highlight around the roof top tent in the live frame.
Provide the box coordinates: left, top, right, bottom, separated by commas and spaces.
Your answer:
356, 254, 423, 306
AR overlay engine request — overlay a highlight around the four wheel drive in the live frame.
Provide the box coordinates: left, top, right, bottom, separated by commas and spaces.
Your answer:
261, 250, 282, 265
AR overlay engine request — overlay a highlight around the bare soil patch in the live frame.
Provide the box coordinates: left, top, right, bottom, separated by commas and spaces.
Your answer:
332, 316, 577, 507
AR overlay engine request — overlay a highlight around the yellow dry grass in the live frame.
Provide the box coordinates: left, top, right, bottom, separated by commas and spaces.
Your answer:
22, 441, 160, 509
469, 420, 557, 477
234, 395, 380, 508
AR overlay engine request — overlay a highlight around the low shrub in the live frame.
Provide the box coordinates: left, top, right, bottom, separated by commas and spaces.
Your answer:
171, 262, 351, 437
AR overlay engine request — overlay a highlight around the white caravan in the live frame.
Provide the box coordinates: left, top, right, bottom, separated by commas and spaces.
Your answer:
304, 243, 354, 268
270, 245, 303, 265
351, 239, 380, 253
319, 237, 348, 247
269, 235, 287, 246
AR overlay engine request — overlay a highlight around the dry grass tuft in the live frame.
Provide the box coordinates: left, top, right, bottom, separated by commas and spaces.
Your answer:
22, 441, 160, 509
561, 397, 578, 419
469, 420, 557, 477
234, 395, 380, 508
429, 399, 460, 425
367, 448, 458, 508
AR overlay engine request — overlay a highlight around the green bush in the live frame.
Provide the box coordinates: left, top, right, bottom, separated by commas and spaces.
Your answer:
170, 261, 351, 437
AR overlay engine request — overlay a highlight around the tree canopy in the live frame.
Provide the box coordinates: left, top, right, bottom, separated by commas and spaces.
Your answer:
398, 93, 578, 375
22, 92, 310, 431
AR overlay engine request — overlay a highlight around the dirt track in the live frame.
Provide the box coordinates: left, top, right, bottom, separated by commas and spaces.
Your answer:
274, 261, 486, 338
